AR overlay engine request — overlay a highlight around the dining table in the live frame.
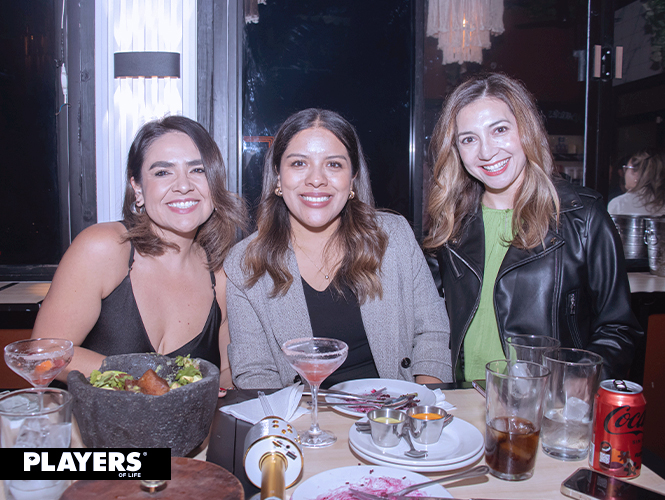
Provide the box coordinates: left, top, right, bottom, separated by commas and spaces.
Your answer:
206, 384, 665, 500
1, 384, 664, 499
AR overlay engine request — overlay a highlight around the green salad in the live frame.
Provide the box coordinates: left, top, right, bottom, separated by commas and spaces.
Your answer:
89, 355, 203, 392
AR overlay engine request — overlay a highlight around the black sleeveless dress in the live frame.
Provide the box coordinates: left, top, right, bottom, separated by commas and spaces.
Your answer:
81, 244, 222, 368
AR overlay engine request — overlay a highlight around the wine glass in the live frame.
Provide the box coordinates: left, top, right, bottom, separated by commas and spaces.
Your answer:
281, 337, 348, 448
4, 338, 74, 389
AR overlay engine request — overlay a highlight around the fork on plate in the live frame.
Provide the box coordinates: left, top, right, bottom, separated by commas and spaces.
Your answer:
303, 387, 388, 400
348, 465, 489, 500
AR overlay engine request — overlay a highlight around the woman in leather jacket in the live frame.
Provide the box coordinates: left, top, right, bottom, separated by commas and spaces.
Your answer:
424, 73, 642, 382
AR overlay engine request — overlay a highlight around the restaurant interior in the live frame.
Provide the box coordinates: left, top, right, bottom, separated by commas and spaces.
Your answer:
1, 0, 665, 497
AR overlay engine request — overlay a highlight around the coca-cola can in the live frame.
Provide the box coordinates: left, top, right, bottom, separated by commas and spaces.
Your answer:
589, 379, 647, 477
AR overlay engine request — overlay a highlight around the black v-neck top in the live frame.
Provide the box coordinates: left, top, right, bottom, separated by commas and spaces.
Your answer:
81, 244, 222, 368
301, 278, 378, 388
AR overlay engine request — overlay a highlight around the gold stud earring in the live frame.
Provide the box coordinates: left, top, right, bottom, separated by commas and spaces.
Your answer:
275, 186, 283, 197
348, 190, 355, 200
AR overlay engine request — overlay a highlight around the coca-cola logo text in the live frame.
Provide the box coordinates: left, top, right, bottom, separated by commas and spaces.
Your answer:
603, 405, 645, 436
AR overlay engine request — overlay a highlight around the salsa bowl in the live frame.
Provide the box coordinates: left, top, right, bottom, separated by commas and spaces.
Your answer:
67, 353, 219, 456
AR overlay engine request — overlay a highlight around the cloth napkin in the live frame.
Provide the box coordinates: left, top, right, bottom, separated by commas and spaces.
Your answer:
432, 388, 456, 411
220, 383, 309, 425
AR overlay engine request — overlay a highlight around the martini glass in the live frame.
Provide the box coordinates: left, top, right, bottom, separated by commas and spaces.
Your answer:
281, 337, 348, 448
4, 338, 74, 389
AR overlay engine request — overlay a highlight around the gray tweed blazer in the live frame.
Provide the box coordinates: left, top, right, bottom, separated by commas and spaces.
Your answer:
225, 212, 453, 389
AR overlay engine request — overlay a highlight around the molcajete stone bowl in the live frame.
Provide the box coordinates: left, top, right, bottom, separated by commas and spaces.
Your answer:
67, 353, 219, 456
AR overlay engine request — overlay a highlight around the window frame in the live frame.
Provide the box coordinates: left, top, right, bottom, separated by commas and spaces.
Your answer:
0, 0, 96, 281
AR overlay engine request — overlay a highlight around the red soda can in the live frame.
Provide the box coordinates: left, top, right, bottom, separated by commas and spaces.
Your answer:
589, 379, 647, 477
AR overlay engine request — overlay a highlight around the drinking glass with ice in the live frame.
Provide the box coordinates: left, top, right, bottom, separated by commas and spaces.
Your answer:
541, 348, 603, 461
0, 388, 73, 500
485, 359, 551, 481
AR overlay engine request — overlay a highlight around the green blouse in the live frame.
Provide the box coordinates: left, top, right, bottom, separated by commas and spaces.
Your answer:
463, 206, 514, 381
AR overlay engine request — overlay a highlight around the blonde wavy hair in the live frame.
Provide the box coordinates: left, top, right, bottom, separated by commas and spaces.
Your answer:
629, 149, 665, 213
423, 73, 560, 251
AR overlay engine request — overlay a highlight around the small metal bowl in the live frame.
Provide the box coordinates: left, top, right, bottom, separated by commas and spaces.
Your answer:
367, 409, 406, 448
406, 405, 452, 444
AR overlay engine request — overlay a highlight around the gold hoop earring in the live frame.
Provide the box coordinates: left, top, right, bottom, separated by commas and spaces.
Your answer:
348, 190, 355, 200
275, 187, 283, 197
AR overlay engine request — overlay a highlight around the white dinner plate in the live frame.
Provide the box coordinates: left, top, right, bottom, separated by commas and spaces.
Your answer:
325, 378, 436, 418
290, 465, 452, 500
350, 441, 485, 473
348, 415, 484, 468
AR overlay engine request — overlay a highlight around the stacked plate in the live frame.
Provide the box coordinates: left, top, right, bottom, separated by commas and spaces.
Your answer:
348, 416, 484, 472
326, 378, 437, 417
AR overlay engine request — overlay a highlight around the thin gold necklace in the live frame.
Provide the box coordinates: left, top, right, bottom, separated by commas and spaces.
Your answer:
293, 240, 331, 280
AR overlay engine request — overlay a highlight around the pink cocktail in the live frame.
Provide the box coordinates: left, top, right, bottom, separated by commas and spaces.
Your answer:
289, 358, 345, 386
4, 338, 74, 389
282, 337, 348, 448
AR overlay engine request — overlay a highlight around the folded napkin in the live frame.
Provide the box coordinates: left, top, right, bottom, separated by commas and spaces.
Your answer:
432, 388, 456, 411
220, 383, 309, 425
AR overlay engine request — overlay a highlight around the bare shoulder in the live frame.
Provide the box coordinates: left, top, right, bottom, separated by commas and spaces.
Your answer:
35, 222, 131, 340
70, 222, 127, 257
53, 222, 131, 296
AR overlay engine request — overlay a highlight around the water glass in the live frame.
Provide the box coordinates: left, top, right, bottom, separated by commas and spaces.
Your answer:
541, 348, 603, 461
485, 359, 550, 481
505, 334, 561, 364
0, 388, 73, 500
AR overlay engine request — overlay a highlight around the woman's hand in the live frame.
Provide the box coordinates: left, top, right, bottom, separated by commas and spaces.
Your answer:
415, 375, 443, 385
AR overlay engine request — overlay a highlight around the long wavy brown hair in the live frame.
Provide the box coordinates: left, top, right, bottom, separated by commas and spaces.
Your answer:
122, 115, 246, 272
423, 73, 560, 251
629, 149, 665, 212
243, 108, 388, 303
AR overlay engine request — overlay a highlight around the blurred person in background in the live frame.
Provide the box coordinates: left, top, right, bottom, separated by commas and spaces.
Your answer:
608, 150, 665, 216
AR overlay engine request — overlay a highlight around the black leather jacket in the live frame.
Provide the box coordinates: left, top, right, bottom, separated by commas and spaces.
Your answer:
431, 181, 642, 382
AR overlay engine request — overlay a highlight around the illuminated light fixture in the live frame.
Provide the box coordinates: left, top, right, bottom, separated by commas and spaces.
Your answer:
427, 0, 505, 65
114, 51, 181, 78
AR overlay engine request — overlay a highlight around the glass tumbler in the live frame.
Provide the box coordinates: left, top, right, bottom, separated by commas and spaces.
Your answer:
0, 388, 73, 500
485, 359, 550, 481
541, 347, 603, 461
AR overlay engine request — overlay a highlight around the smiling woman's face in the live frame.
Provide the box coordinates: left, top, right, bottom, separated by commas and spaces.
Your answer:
456, 97, 527, 209
131, 131, 214, 239
277, 127, 355, 235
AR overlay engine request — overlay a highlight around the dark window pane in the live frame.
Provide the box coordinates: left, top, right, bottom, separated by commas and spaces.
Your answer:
0, 1, 61, 265
242, 0, 414, 223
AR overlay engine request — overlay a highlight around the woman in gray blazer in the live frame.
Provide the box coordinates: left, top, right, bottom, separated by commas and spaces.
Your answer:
225, 109, 452, 389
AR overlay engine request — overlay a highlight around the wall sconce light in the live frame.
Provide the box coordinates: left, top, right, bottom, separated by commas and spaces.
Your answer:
114, 51, 181, 78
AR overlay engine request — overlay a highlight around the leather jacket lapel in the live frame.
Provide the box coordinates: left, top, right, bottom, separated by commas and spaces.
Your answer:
447, 210, 484, 279
499, 229, 565, 275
